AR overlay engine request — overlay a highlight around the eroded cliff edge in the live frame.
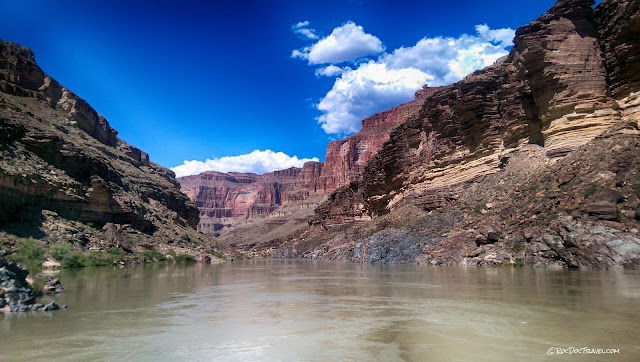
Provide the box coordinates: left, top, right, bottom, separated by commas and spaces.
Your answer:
0, 40, 216, 255
252, 0, 640, 268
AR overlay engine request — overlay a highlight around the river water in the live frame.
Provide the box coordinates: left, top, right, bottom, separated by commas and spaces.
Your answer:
1, 260, 638, 360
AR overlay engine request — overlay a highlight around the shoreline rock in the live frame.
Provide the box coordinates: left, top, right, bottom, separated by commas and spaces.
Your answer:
0, 253, 65, 313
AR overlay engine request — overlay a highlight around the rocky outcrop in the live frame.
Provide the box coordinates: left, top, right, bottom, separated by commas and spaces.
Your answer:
0, 39, 211, 252
0, 254, 63, 312
251, 0, 640, 269
595, 0, 640, 99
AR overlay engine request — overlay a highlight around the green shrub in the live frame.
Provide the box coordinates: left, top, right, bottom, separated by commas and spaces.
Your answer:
513, 258, 524, 267
49, 241, 72, 262
109, 247, 124, 256
107, 248, 127, 264
10, 238, 45, 273
30, 275, 48, 296
141, 249, 166, 262
174, 254, 196, 263
86, 252, 112, 267
61, 251, 87, 269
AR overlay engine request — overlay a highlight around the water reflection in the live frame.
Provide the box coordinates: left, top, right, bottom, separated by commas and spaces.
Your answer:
1, 261, 639, 360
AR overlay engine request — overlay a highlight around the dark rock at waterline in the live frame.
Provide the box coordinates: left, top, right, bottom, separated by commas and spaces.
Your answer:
0, 255, 65, 312
0, 256, 29, 287
35, 274, 65, 294
355, 229, 428, 264
30, 303, 44, 311
42, 301, 60, 311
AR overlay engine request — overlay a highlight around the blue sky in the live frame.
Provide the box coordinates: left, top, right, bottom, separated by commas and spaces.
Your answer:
0, 0, 558, 176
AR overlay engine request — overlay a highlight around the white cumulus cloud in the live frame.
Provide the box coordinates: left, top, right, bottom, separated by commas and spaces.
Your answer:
302, 24, 514, 135
292, 22, 384, 64
292, 20, 319, 40
315, 65, 347, 77
317, 62, 430, 134
475, 24, 514, 48
171, 150, 319, 178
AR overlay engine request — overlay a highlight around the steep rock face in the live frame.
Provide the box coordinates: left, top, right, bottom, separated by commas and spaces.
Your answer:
316, 86, 434, 193
595, 0, 640, 99
0, 40, 202, 248
264, 0, 640, 269
357, 0, 633, 218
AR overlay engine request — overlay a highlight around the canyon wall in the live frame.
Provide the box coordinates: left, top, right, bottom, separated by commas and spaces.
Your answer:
0, 40, 208, 251
317, 0, 639, 223
264, 0, 640, 269
178, 87, 432, 238
178, 0, 640, 268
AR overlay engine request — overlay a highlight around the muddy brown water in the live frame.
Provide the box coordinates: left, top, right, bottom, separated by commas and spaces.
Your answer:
1, 260, 639, 360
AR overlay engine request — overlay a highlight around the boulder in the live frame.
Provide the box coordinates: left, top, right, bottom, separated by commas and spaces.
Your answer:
585, 188, 624, 221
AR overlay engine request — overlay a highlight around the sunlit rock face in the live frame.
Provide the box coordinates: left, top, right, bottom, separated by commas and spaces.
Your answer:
357, 0, 639, 217
260, 0, 640, 269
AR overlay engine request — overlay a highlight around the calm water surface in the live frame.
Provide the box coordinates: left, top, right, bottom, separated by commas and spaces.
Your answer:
1, 260, 639, 360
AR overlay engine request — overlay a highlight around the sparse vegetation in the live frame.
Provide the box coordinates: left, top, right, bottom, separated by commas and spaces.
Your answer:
49, 241, 73, 262
211, 251, 226, 260
174, 254, 196, 263
61, 251, 87, 269
512, 241, 524, 254
473, 202, 487, 215
8, 238, 46, 273
141, 249, 166, 263
3, 238, 215, 269
30, 274, 49, 296
513, 258, 524, 267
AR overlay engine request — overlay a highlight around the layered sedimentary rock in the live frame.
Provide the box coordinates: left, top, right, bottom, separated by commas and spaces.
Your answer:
179, 87, 431, 237
179, 168, 316, 235
0, 40, 207, 250
358, 0, 633, 217
259, 0, 640, 269
315, 87, 434, 193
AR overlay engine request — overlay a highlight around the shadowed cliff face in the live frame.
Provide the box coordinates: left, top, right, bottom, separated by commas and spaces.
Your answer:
0, 40, 204, 248
245, 0, 640, 269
